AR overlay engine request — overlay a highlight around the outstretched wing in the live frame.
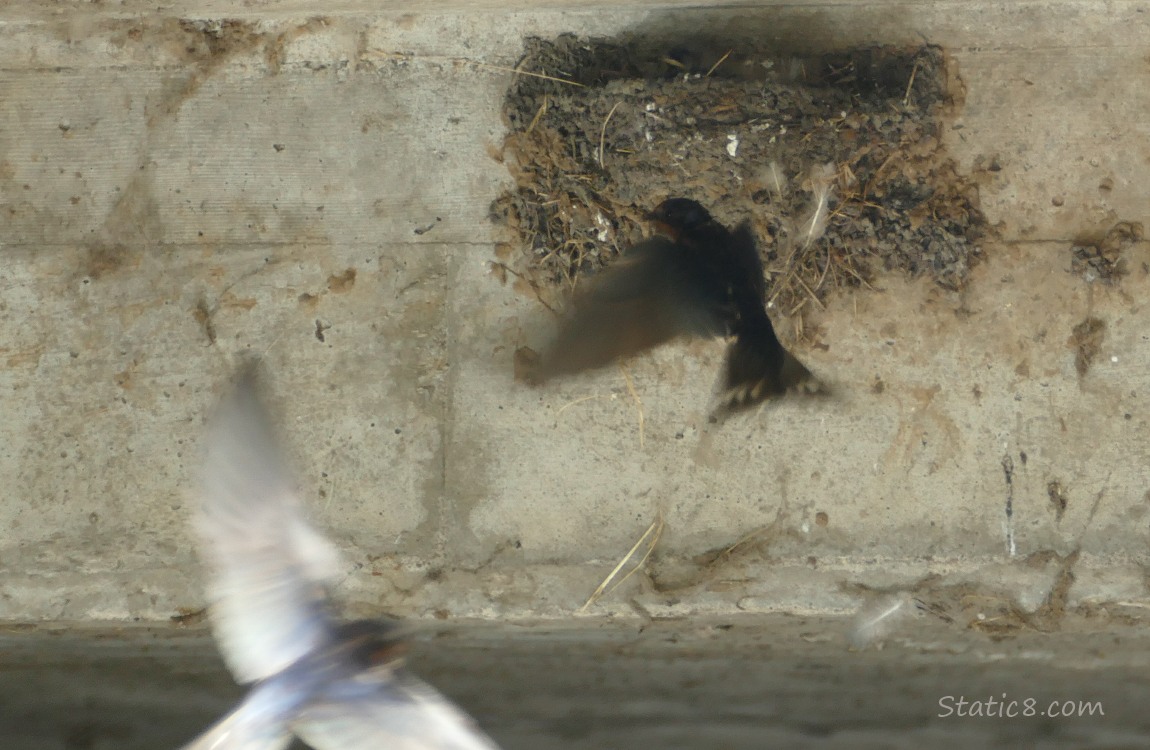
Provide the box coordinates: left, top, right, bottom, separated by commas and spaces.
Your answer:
531, 237, 731, 381
179, 693, 294, 750
196, 371, 343, 684
726, 222, 767, 305
295, 668, 501, 750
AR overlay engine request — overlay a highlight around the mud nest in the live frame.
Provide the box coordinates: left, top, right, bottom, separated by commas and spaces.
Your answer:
491, 34, 986, 316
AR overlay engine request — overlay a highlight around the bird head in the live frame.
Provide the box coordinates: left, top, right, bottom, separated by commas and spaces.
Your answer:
647, 198, 713, 234
335, 619, 410, 668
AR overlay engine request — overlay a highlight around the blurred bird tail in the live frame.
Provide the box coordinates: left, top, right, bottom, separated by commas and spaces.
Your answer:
712, 318, 823, 416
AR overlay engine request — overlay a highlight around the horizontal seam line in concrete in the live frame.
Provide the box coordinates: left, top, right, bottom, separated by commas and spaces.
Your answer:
0, 241, 496, 249
2, 44, 1149, 76
4, 0, 1150, 14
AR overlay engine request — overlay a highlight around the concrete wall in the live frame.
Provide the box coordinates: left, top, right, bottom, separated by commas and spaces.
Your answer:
1, 1, 1149, 628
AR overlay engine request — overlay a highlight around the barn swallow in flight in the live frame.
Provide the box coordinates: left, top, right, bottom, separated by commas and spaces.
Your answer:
520, 198, 821, 414
181, 371, 500, 750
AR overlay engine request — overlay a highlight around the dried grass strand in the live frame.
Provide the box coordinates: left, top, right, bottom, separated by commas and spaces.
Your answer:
903, 59, 921, 106
525, 96, 548, 135
597, 101, 621, 167
580, 513, 664, 612
556, 394, 608, 419
619, 363, 646, 448
705, 49, 734, 78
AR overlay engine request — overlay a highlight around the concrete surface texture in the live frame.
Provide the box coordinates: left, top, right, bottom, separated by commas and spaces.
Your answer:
1, 2, 1150, 744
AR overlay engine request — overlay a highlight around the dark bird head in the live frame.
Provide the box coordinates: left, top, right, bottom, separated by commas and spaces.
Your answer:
648, 198, 714, 234
334, 619, 410, 669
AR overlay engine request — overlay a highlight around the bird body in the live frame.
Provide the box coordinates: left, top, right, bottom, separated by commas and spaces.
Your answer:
524, 198, 820, 413
181, 372, 500, 750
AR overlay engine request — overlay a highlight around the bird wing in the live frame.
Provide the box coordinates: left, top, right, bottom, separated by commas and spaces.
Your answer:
535, 236, 731, 380
178, 692, 294, 750
196, 372, 343, 684
726, 222, 768, 305
293, 669, 501, 750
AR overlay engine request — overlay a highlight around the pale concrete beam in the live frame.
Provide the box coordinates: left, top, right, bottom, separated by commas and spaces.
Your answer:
0, 3, 1148, 624
0, 67, 507, 247
2, 8, 1146, 247
0, 241, 450, 619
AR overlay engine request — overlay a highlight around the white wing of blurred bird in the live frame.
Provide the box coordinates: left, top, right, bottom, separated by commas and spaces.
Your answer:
181, 369, 500, 750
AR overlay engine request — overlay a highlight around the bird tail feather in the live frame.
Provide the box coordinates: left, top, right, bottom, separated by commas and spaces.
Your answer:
712, 319, 822, 415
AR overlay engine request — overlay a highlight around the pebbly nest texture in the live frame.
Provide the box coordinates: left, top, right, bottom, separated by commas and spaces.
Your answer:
490, 35, 987, 321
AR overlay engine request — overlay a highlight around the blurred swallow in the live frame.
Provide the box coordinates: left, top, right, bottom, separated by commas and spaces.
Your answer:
520, 198, 821, 414
181, 370, 500, 750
